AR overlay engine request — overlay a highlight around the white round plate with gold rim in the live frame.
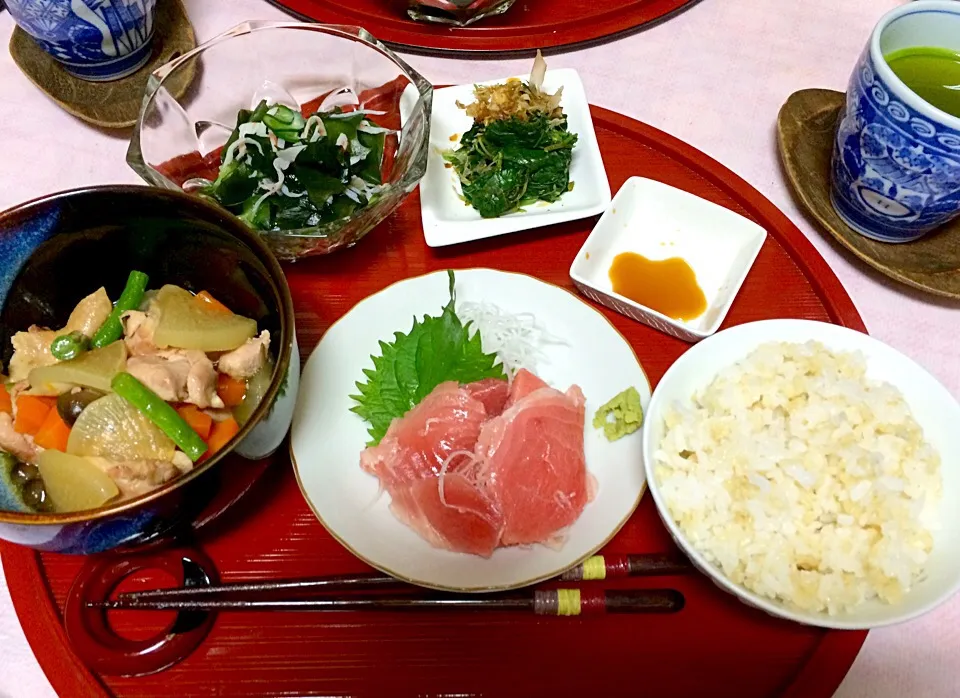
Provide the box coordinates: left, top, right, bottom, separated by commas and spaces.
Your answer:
291, 268, 649, 591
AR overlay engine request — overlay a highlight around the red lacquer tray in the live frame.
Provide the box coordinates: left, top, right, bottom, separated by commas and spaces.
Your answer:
1, 106, 867, 698
265, 0, 704, 54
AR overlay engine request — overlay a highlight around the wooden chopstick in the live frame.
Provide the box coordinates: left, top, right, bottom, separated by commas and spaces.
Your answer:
558, 553, 691, 581
109, 552, 692, 604
92, 588, 685, 616
117, 571, 397, 601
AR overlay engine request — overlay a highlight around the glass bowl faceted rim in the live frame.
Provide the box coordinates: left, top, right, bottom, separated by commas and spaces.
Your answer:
125, 20, 434, 247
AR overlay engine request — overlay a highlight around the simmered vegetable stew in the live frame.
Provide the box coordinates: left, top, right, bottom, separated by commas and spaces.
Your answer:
0, 271, 272, 513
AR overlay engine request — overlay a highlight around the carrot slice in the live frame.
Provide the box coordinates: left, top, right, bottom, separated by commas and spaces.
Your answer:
14, 395, 56, 435
195, 291, 232, 314
176, 404, 213, 441
33, 408, 71, 451
216, 373, 247, 408
204, 417, 240, 460
0, 384, 12, 415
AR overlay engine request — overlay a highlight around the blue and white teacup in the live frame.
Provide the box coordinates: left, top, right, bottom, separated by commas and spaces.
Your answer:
831, 1, 960, 243
6, 0, 158, 82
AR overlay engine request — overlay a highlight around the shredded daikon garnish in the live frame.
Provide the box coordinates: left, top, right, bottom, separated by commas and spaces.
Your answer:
438, 450, 476, 507
457, 301, 566, 375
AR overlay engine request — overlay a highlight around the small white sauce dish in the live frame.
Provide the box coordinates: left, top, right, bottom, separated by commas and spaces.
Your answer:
400, 68, 610, 248
569, 177, 767, 342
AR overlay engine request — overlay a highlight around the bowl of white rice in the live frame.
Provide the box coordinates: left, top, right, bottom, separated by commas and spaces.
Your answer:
643, 319, 960, 629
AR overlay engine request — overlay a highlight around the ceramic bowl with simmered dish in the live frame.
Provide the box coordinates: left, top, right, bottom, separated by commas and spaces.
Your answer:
0, 185, 297, 553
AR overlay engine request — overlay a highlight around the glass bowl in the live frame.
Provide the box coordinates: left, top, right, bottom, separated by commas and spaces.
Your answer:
126, 21, 433, 261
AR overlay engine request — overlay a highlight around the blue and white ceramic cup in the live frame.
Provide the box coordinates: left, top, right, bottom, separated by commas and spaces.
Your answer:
831, 1, 960, 243
6, 0, 157, 81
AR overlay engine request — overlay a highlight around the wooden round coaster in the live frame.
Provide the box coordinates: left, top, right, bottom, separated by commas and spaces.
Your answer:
8, 0, 197, 129
778, 88, 960, 300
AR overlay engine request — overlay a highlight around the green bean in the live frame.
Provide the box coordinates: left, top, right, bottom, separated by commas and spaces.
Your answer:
111, 372, 208, 462
50, 331, 90, 361
90, 271, 149, 349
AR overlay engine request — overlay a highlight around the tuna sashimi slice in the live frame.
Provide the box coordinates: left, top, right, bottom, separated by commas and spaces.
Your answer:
476, 380, 588, 546
359, 370, 589, 556
359, 379, 509, 556
389, 472, 504, 558
464, 378, 510, 417
505, 369, 549, 408
360, 381, 488, 491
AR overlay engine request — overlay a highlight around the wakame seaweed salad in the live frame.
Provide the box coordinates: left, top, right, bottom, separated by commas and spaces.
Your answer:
443, 52, 578, 219
196, 99, 390, 232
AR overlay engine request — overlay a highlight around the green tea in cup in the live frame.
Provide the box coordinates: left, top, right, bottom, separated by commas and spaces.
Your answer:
885, 46, 960, 118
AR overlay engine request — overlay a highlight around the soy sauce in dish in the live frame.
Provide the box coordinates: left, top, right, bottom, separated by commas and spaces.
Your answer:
608, 252, 707, 321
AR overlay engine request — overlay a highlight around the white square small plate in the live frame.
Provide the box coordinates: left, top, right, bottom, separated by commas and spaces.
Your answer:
569, 177, 767, 343
400, 68, 610, 248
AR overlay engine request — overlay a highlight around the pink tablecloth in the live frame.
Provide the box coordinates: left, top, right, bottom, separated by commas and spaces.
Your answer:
1, 0, 959, 696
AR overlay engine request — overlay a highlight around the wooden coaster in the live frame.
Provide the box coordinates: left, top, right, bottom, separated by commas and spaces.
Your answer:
777, 88, 960, 300
9, 0, 197, 129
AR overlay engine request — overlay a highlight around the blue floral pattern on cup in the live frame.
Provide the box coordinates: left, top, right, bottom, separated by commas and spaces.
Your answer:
6, 0, 157, 81
831, 48, 960, 242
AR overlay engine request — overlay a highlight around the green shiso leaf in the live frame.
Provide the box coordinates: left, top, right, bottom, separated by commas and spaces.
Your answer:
350, 271, 506, 446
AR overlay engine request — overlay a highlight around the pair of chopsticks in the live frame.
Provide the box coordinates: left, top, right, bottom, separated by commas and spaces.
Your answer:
91, 553, 691, 617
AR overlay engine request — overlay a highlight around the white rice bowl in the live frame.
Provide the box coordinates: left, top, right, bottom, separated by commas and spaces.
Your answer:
643, 320, 960, 629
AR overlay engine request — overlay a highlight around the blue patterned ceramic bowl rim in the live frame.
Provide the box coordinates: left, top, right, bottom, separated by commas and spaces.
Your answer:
871, 1, 960, 132
0, 185, 296, 526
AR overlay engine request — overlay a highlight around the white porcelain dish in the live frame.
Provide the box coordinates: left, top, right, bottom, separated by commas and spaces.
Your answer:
399, 69, 610, 248
291, 269, 649, 591
570, 177, 767, 342
642, 319, 960, 629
